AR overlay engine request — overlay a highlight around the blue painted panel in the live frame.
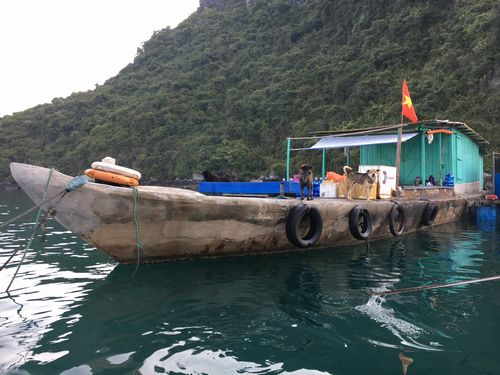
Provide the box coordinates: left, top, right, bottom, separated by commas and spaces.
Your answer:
198, 181, 319, 197
199, 182, 282, 194
284, 181, 314, 197
495, 174, 500, 196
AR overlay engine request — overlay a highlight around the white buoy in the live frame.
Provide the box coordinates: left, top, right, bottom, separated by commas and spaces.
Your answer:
102, 156, 116, 165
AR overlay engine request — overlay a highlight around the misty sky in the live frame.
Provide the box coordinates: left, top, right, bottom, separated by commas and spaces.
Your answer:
0, 0, 199, 117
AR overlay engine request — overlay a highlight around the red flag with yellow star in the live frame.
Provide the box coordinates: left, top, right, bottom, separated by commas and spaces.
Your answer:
402, 79, 418, 123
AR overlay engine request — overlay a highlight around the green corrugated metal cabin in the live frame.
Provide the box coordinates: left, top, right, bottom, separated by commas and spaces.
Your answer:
362, 120, 488, 192
313, 120, 488, 194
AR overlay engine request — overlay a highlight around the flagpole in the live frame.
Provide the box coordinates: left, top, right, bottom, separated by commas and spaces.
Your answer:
397, 79, 417, 192
395, 112, 403, 190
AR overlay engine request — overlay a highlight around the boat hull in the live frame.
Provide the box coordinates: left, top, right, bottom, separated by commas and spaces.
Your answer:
10, 163, 470, 263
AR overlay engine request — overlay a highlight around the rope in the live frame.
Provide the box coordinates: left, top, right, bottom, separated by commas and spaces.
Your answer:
0, 223, 40, 273
131, 186, 143, 276
5, 169, 54, 292
0, 189, 66, 230
276, 195, 292, 199
372, 275, 500, 297
0, 192, 66, 274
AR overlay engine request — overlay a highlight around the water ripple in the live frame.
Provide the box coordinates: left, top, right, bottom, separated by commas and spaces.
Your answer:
1, 192, 499, 374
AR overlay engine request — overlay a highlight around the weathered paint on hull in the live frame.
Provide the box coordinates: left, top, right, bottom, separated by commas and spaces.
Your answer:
10, 163, 469, 263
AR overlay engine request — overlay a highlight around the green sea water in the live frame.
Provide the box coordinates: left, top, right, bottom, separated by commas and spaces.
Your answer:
1, 190, 499, 375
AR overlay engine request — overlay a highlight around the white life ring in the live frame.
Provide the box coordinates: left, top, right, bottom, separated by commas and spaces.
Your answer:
91, 161, 142, 180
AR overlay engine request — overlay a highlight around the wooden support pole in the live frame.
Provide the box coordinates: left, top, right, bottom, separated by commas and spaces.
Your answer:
395, 115, 403, 188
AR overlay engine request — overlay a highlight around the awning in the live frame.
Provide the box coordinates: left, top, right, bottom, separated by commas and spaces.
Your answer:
309, 132, 418, 149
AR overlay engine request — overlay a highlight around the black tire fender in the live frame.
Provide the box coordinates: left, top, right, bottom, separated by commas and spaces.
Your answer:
285, 205, 323, 248
421, 203, 439, 226
349, 206, 373, 240
389, 204, 405, 237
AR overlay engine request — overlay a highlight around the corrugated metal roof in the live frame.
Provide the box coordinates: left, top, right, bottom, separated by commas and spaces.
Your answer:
443, 121, 489, 149
309, 133, 418, 149
311, 120, 489, 150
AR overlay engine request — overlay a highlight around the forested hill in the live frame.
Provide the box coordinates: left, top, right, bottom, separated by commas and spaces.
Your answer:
1, 0, 498, 182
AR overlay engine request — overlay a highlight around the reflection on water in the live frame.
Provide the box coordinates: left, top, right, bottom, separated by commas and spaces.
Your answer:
0, 191, 499, 374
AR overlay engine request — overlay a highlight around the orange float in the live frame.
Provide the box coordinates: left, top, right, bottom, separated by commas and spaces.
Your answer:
325, 171, 345, 182
85, 169, 139, 187
427, 129, 453, 135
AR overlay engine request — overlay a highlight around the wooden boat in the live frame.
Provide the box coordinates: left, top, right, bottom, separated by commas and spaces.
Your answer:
9, 162, 471, 263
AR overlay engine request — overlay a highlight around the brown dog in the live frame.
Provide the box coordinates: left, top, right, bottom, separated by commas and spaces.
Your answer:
343, 166, 378, 200
299, 164, 314, 200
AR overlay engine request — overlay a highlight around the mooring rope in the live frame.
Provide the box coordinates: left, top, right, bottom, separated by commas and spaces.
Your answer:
0, 222, 41, 273
1, 174, 90, 275
5, 169, 54, 292
372, 275, 500, 297
0, 189, 66, 231
131, 186, 143, 276
0, 191, 67, 275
